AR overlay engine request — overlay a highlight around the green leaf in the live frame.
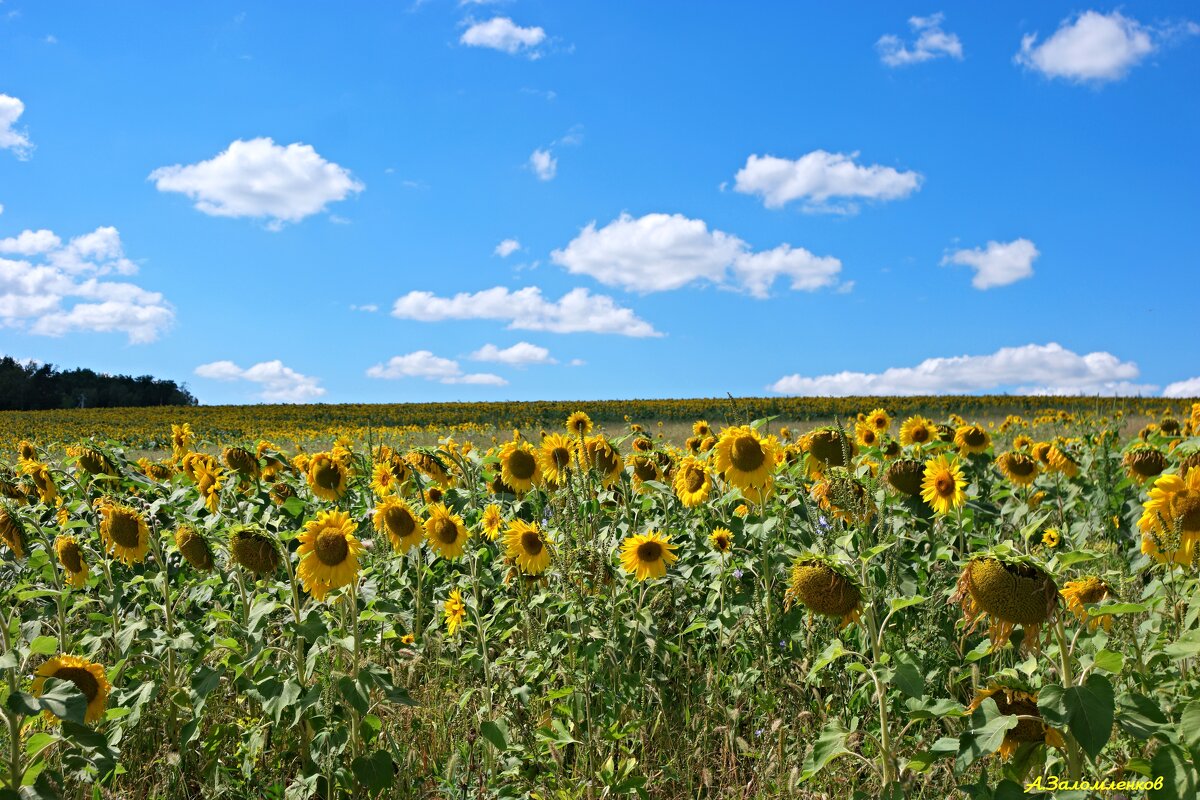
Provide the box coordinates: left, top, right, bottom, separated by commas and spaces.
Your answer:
887, 595, 927, 613
7, 680, 87, 726
906, 737, 957, 773
806, 639, 848, 681
338, 676, 370, 716
1149, 743, 1198, 800
1117, 693, 1168, 741
28, 636, 58, 656
956, 698, 1018, 773
1092, 649, 1124, 673
1181, 700, 1200, 771
800, 719, 851, 781
1089, 602, 1148, 616
351, 750, 395, 793
890, 652, 924, 699
480, 719, 510, 752
904, 697, 966, 719
1038, 675, 1114, 759
1165, 629, 1200, 660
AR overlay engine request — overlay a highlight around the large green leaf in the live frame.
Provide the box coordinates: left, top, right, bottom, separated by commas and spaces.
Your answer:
956, 698, 1017, 773
351, 750, 395, 793
1037, 674, 1114, 759
800, 719, 851, 781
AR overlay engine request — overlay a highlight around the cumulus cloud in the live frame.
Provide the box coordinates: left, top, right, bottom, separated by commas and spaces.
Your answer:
733, 151, 922, 213
391, 285, 660, 337
942, 238, 1039, 289
550, 212, 841, 297
0, 95, 33, 159
460, 17, 545, 55
877, 12, 964, 67
1015, 11, 1196, 83
1163, 376, 1200, 398
0, 225, 173, 343
195, 359, 326, 402
469, 341, 556, 366
149, 138, 364, 228
494, 238, 521, 257
529, 148, 557, 181
770, 342, 1155, 396
366, 351, 507, 385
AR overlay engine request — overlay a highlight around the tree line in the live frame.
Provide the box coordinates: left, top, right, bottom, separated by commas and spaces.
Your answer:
0, 356, 197, 410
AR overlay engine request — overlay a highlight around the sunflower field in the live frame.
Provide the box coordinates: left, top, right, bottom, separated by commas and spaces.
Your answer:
1, 401, 1199, 799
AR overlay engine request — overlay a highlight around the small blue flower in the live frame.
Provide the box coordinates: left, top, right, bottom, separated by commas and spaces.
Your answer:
732, 568, 744, 580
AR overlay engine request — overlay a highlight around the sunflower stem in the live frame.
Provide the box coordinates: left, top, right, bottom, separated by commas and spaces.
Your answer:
0, 607, 24, 792
1053, 617, 1083, 781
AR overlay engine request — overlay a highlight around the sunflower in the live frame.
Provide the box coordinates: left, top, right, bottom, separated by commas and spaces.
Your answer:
33, 655, 111, 724
693, 420, 712, 438
296, 510, 362, 602
1123, 447, 1168, 483
68, 446, 114, 476
54, 535, 88, 587
180, 451, 217, 482
17, 440, 36, 461
1061, 577, 1115, 631
257, 440, 290, 480
194, 461, 224, 514
1041, 528, 1061, 548
582, 436, 623, 487
899, 416, 935, 448
784, 557, 862, 629
307, 452, 349, 502
996, 451, 1039, 487
884, 459, 925, 496
136, 458, 174, 482
271, 481, 297, 506
921, 456, 968, 515
444, 588, 467, 635
98, 501, 150, 565
175, 525, 214, 571
504, 519, 551, 575
1161, 416, 1182, 436
867, 408, 891, 431
1032, 442, 1053, 466
969, 684, 1065, 760
19, 460, 57, 504
812, 469, 874, 524
229, 525, 280, 575
171, 423, 195, 461
538, 433, 576, 486
855, 424, 880, 449
952, 556, 1058, 649
1046, 443, 1080, 478
406, 450, 451, 487
223, 446, 260, 478
1137, 468, 1200, 565
713, 426, 779, 491
672, 458, 712, 508
1012, 435, 1034, 451
566, 411, 593, 436
619, 531, 678, 581
709, 527, 734, 554
373, 496, 422, 552
806, 427, 855, 469
498, 440, 542, 493
480, 504, 504, 541
425, 503, 470, 560
955, 425, 991, 455
625, 454, 661, 493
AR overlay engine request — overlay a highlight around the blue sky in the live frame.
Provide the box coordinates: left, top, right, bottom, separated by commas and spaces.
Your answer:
2, 1, 1198, 404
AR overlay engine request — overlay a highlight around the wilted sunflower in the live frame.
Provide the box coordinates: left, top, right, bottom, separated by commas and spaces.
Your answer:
1060, 577, 1115, 631
996, 451, 1039, 487
297, 510, 362, 602
406, 450, 451, 487
627, 454, 663, 492
498, 440, 541, 493
866, 408, 891, 431
229, 525, 280, 575
223, 446, 260, 479
713, 426, 779, 491
709, 527, 733, 555
68, 445, 114, 476
424, 502, 470, 560
194, 461, 224, 514
271, 482, 297, 506
619, 531, 678, 581
952, 556, 1058, 649
784, 557, 862, 629
54, 535, 88, 587
17, 440, 37, 461
899, 416, 935, 448
1046, 443, 1080, 478
373, 496, 422, 552
582, 436, 623, 487
812, 469, 874, 524
673, 457, 712, 508
306, 452, 349, 502
444, 588, 467, 635
1123, 447, 1168, 483
954, 424, 992, 455
1137, 468, 1200, 565
921, 456, 968, 515
566, 411, 593, 436
884, 459, 925, 496
504, 519, 551, 575
1160, 416, 1182, 436
33, 655, 111, 724
136, 458, 173, 482
806, 426, 855, 469
98, 501, 150, 565
19, 460, 57, 504
175, 525, 214, 571
969, 683, 1065, 760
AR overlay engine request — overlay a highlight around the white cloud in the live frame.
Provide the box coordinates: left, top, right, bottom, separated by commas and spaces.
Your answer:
366, 350, 507, 386
460, 17, 545, 55
771, 342, 1155, 396
550, 212, 841, 297
350, 303, 378, 312
942, 238, 1038, 289
469, 341, 556, 366
1014, 11, 1193, 83
568, 358, 586, 367
529, 148, 557, 181
1163, 377, 1200, 398
149, 137, 364, 228
494, 238, 521, 257
0, 225, 173, 343
391, 285, 660, 337
195, 359, 326, 403
0, 94, 33, 159
877, 12, 964, 67
733, 151, 922, 213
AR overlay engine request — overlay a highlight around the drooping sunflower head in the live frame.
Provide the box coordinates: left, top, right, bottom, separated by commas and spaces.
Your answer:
0, 503, 27, 560
812, 468, 874, 524
306, 452, 349, 502
98, 501, 150, 565
898, 416, 935, 448
713, 426, 779, 491
424, 502, 470, 560
631, 436, 653, 453
228, 525, 280, 576
784, 556, 862, 629
68, 445, 114, 476
175, 525, 214, 571
444, 588, 467, 635
709, 527, 734, 554
271, 481, 297, 506
1032, 441, 1053, 466
807, 426, 855, 467
619, 530, 678, 581
17, 440, 37, 461
406, 450, 451, 487
672, 457, 712, 508
504, 518, 551, 575
33, 654, 111, 724
374, 496, 422, 552
566, 411, 593, 436
884, 458, 925, 496
970, 682, 1065, 760
54, 535, 88, 587
996, 451, 1040, 487
498, 440, 541, 493
867, 409, 891, 432
952, 555, 1058, 650
1061, 576, 1115, 631
1046, 442, 1081, 478
171, 423, 195, 458
582, 436, 622, 487
921, 456, 968, 515
137, 458, 174, 482
223, 446, 260, 477
1160, 416, 1182, 436
627, 453, 662, 490
1123, 446, 1168, 483
297, 510, 362, 602
954, 424, 992, 455
18, 460, 57, 504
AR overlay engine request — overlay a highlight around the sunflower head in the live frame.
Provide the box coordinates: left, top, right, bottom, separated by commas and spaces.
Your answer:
566, 411, 593, 436
673, 457, 712, 508
996, 451, 1039, 486
0, 504, 27, 559
899, 416, 935, 448
374, 496, 422, 552
714, 426, 779, 491
709, 527, 734, 554
867, 409, 891, 431
271, 481, 297, 505
954, 424, 991, 455
175, 525, 214, 571
1160, 416, 1182, 436
69, 446, 114, 476
223, 446, 260, 477
17, 440, 37, 461
582, 436, 622, 486
921, 456, 968, 515
99, 501, 150, 565
499, 440, 541, 493
812, 468, 874, 524
307, 452, 349, 502
444, 588, 467, 635
784, 556, 862, 629
424, 502, 470, 560
884, 459, 925, 496
619, 530, 678, 581
952, 555, 1058, 649
1123, 446, 1168, 483
54, 535, 88, 587
970, 681, 1064, 760
229, 525, 280, 575
1061, 576, 1115, 631
504, 518, 551, 575
807, 426, 855, 467
33, 654, 111, 724
297, 510, 362, 601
